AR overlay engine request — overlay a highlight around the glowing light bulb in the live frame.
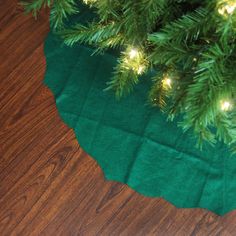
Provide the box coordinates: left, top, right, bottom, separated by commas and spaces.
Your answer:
218, 2, 236, 15
162, 76, 172, 89
83, 0, 96, 4
129, 48, 138, 59
225, 4, 236, 14
137, 65, 145, 74
218, 8, 225, 15
221, 100, 233, 111
123, 47, 148, 74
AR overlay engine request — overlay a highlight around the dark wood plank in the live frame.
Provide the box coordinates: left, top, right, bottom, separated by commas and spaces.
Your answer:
0, 1, 236, 235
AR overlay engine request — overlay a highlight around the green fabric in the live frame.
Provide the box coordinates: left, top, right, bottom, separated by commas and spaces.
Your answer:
44, 13, 236, 216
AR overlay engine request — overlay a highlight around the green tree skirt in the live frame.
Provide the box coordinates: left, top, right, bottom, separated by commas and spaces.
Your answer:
44, 31, 236, 216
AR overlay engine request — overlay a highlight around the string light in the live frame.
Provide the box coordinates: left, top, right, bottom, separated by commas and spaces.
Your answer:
122, 47, 148, 75
83, 0, 96, 5
218, 1, 236, 16
137, 65, 145, 74
220, 100, 233, 111
129, 48, 139, 59
162, 76, 172, 89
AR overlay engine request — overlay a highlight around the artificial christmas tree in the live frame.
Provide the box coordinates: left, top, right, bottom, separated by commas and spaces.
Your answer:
22, 0, 236, 151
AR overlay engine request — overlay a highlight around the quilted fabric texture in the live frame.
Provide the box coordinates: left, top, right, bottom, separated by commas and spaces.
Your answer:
44, 21, 236, 216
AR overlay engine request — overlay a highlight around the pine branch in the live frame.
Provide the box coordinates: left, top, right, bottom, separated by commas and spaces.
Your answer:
105, 67, 139, 98
148, 8, 209, 45
22, 0, 78, 29
95, 0, 121, 22
183, 43, 235, 145
21, 0, 51, 17
60, 21, 122, 47
149, 72, 169, 109
122, 1, 146, 43
140, 0, 166, 32
50, 0, 78, 29
150, 42, 197, 68
105, 47, 148, 97
215, 113, 236, 145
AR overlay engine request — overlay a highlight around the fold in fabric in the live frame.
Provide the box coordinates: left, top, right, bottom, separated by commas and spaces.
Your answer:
44, 27, 236, 216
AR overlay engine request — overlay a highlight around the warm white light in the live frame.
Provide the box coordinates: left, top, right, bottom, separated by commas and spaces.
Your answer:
218, 8, 225, 15
83, 0, 96, 4
137, 65, 145, 74
123, 47, 148, 75
218, 2, 236, 15
129, 48, 138, 59
221, 100, 232, 111
162, 77, 172, 88
225, 4, 236, 14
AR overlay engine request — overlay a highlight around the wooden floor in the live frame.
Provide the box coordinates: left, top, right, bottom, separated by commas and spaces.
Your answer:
1, 1, 236, 235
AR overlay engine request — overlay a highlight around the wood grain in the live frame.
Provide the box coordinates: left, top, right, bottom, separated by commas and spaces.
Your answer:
1, 1, 236, 235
